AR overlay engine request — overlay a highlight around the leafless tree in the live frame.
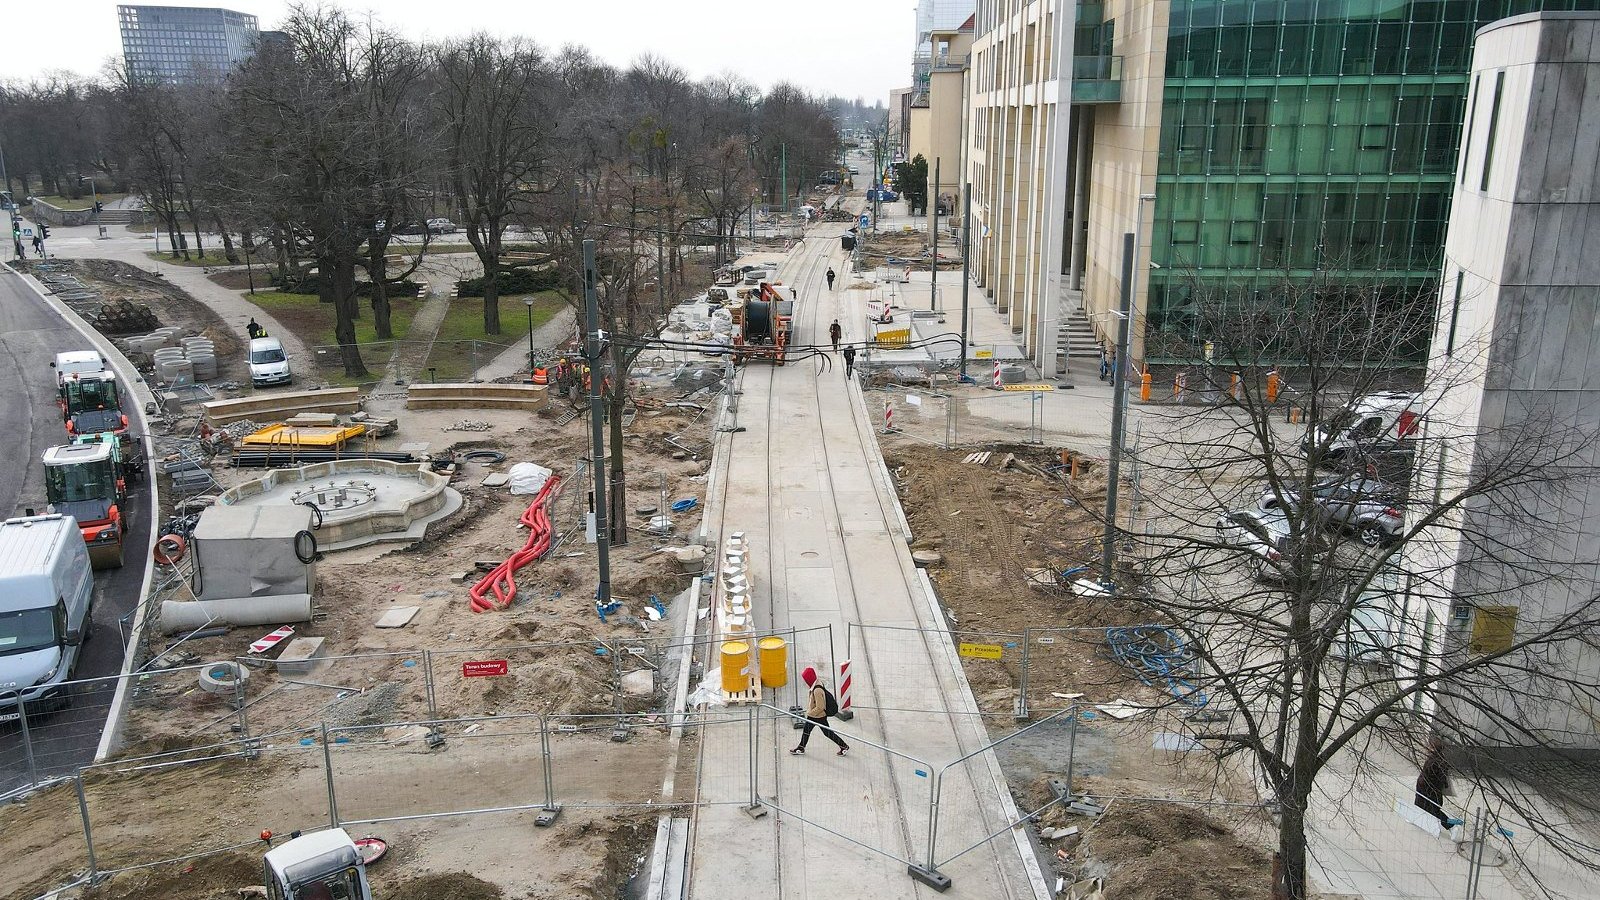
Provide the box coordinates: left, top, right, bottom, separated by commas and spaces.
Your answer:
435, 34, 553, 336
1107, 276, 1600, 899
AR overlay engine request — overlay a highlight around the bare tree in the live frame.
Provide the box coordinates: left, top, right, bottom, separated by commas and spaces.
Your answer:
1107, 276, 1600, 899
435, 34, 553, 337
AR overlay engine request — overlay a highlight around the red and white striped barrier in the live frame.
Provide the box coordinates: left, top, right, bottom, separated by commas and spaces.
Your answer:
836, 659, 854, 720
993, 360, 1002, 388
250, 625, 295, 654
883, 403, 894, 433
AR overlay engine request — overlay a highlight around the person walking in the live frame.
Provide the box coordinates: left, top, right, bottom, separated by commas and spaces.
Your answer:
842, 344, 856, 377
829, 319, 842, 350
32, 234, 43, 257
1414, 737, 1453, 827
826, 267, 836, 290
246, 318, 265, 340
791, 667, 848, 755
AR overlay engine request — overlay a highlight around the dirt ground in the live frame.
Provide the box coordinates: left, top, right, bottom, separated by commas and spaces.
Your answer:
881, 442, 1159, 713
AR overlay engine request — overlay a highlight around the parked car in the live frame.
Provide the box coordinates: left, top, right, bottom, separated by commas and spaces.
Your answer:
0, 513, 95, 719
1257, 474, 1403, 547
848, 165, 860, 174
1214, 506, 1295, 581
390, 222, 428, 236
867, 188, 899, 202
1305, 391, 1422, 468
426, 218, 458, 234
248, 337, 293, 387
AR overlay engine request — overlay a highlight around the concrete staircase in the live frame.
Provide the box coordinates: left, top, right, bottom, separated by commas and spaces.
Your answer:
1054, 304, 1101, 372
93, 209, 140, 225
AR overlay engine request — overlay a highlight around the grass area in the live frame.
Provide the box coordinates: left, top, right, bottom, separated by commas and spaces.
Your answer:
424, 293, 566, 381
246, 290, 420, 386
34, 192, 129, 211
146, 249, 263, 268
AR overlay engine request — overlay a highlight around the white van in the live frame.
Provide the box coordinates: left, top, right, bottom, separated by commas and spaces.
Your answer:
249, 337, 293, 387
0, 514, 95, 717
52, 350, 106, 385
1307, 391, 1422, 467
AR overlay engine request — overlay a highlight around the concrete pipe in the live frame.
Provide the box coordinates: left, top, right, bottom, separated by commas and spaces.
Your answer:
198, 660, 250, 695
160, 594, 313, 633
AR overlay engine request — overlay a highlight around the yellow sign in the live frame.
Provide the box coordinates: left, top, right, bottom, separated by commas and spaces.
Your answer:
958, 642, 1004, 660
974, 349, 994, 359
875, 328, 911, 346
1001, 384, 1056, 392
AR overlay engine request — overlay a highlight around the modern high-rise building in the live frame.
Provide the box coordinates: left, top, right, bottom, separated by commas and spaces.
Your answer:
117, 5, 261, 84
958, 1, 1600, 371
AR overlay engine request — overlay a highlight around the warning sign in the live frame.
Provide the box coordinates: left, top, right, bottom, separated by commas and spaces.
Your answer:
974, 349, 994, 359
1001, 384, 1055, 392
462, 659, 509, 678
875, 328, 911, 346
958, 642, 1004, 660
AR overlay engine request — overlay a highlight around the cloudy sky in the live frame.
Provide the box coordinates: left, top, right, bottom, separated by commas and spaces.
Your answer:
2, 0, 912, 101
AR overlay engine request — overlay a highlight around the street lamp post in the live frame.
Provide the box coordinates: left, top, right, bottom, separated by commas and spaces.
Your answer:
1100, 193, 1157, 593
534, 296, 547, 376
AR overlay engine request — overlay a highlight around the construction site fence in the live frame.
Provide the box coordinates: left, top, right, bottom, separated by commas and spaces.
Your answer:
0, 623, 837, 803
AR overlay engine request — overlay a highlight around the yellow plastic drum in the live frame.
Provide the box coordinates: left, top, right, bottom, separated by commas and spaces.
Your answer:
721, 641, 752, 693
757, 636, 789, 688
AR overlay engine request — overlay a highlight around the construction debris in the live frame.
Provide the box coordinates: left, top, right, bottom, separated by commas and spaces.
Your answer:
444, 419, 493, 432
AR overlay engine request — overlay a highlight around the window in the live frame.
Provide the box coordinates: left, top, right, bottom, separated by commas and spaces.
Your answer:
1445, 272, 1463, 356
1480, 70, 1506, 192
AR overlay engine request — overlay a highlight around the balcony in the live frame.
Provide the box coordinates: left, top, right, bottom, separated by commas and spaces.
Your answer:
932, 53, 969, 72
1072, 55, 1122, 104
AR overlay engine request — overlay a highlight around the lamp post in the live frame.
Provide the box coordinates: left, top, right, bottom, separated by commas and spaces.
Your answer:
525, 297, 537, 377
1100, 193, 1157, 594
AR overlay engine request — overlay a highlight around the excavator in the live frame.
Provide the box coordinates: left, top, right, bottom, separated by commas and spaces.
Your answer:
730, 282, 793, 366
42, 435, 133, 569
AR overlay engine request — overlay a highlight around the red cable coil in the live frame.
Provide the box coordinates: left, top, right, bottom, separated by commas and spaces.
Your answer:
468, 475, 563, 613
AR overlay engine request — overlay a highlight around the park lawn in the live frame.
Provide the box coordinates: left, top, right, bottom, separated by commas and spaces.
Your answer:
35, 192, 128, 211
146, 248, 263, 268
424, 292, 566, 381
247, 290, 420, 385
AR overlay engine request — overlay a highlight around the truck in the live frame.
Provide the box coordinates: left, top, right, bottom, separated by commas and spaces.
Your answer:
730, 282, 792, 366
262, 828, 379, 900
43, 435, 134, 569
0, 514, 95, 719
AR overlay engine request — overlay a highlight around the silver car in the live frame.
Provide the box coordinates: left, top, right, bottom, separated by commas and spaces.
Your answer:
1258, 475, 1403, 548
1214, 506, 1294, 581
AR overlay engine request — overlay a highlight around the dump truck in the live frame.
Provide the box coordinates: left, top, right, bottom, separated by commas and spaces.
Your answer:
43, 436, 133, 569
730, 282, 792, 366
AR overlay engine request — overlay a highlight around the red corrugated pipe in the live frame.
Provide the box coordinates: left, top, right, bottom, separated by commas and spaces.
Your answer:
468, 475, 563, 613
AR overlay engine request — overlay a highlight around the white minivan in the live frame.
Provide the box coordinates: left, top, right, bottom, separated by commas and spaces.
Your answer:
249, 337, 293, 387
0, 514, 95, 717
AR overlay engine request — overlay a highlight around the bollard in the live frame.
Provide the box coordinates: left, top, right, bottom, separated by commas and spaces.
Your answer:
1140, 369, 1152, 402
1174, 372, 1187, 404
992, 360, 1001, 389
883, 402, 894, 434
1230, 372, 1241, 400
1266, 370, 1280, 403
836, 659, 855, 721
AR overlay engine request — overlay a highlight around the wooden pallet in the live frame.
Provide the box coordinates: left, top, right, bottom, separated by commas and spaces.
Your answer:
719, 678, 762, 705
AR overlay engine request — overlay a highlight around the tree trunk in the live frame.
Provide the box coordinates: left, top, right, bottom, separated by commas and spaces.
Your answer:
272, 229, 290, 283
482, 257, 502, 336
1276, 799, 1309, 900
190, 217, 206, 260
369, 245, 393, 340
607, 338, 630, 547
324, 253, 368, 379
216, 218, 238, 265
165, 215, 182, 260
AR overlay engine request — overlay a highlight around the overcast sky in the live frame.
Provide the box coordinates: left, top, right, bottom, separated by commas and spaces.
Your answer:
2, 0, 912, 101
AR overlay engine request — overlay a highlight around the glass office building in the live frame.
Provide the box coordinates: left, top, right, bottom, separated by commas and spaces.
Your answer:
118, 5, 260, 84
1137, 1, 1600, 360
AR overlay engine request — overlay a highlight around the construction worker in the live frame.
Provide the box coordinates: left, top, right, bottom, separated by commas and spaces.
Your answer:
829, 319, 842, 350
246, 318, 265, 340
826, 267, 836, 290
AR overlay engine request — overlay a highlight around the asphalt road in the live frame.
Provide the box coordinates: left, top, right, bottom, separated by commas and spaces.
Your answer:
0, 267, 153, 790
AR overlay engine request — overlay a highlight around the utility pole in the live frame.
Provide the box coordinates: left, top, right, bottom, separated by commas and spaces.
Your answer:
931, 157, 940, 311
582, 239, 612, 604
960, 183, 971, 380
1101, 232, 1135, 592
780, 143, 787, 214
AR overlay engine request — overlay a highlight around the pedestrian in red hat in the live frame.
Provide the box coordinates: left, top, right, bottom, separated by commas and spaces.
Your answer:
791, 666, 849, 756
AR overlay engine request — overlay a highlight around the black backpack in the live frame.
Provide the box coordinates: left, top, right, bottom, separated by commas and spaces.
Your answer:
822, 686, 839, 717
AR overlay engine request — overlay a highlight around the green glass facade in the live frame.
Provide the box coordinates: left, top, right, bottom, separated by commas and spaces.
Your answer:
1145, 0, 1600, 360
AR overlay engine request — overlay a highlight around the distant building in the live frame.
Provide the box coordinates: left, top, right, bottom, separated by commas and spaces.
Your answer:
117, 5, 261, 84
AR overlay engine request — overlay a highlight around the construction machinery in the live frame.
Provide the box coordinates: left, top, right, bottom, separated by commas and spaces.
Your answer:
43, 435, 133, 569
730, 282, 792, 366
261, 828, 385, 900
57, 369, 131, 444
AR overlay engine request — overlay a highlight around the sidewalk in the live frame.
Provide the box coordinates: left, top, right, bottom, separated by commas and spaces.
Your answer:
473, 306, 577, 381
685, 214, 1049, 899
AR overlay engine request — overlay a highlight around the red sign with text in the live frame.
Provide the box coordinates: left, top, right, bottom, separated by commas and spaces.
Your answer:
462, 659, 509, 678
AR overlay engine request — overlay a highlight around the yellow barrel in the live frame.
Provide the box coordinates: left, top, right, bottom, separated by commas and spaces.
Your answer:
720, 641, 752, 693
757, 636, 789, 688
